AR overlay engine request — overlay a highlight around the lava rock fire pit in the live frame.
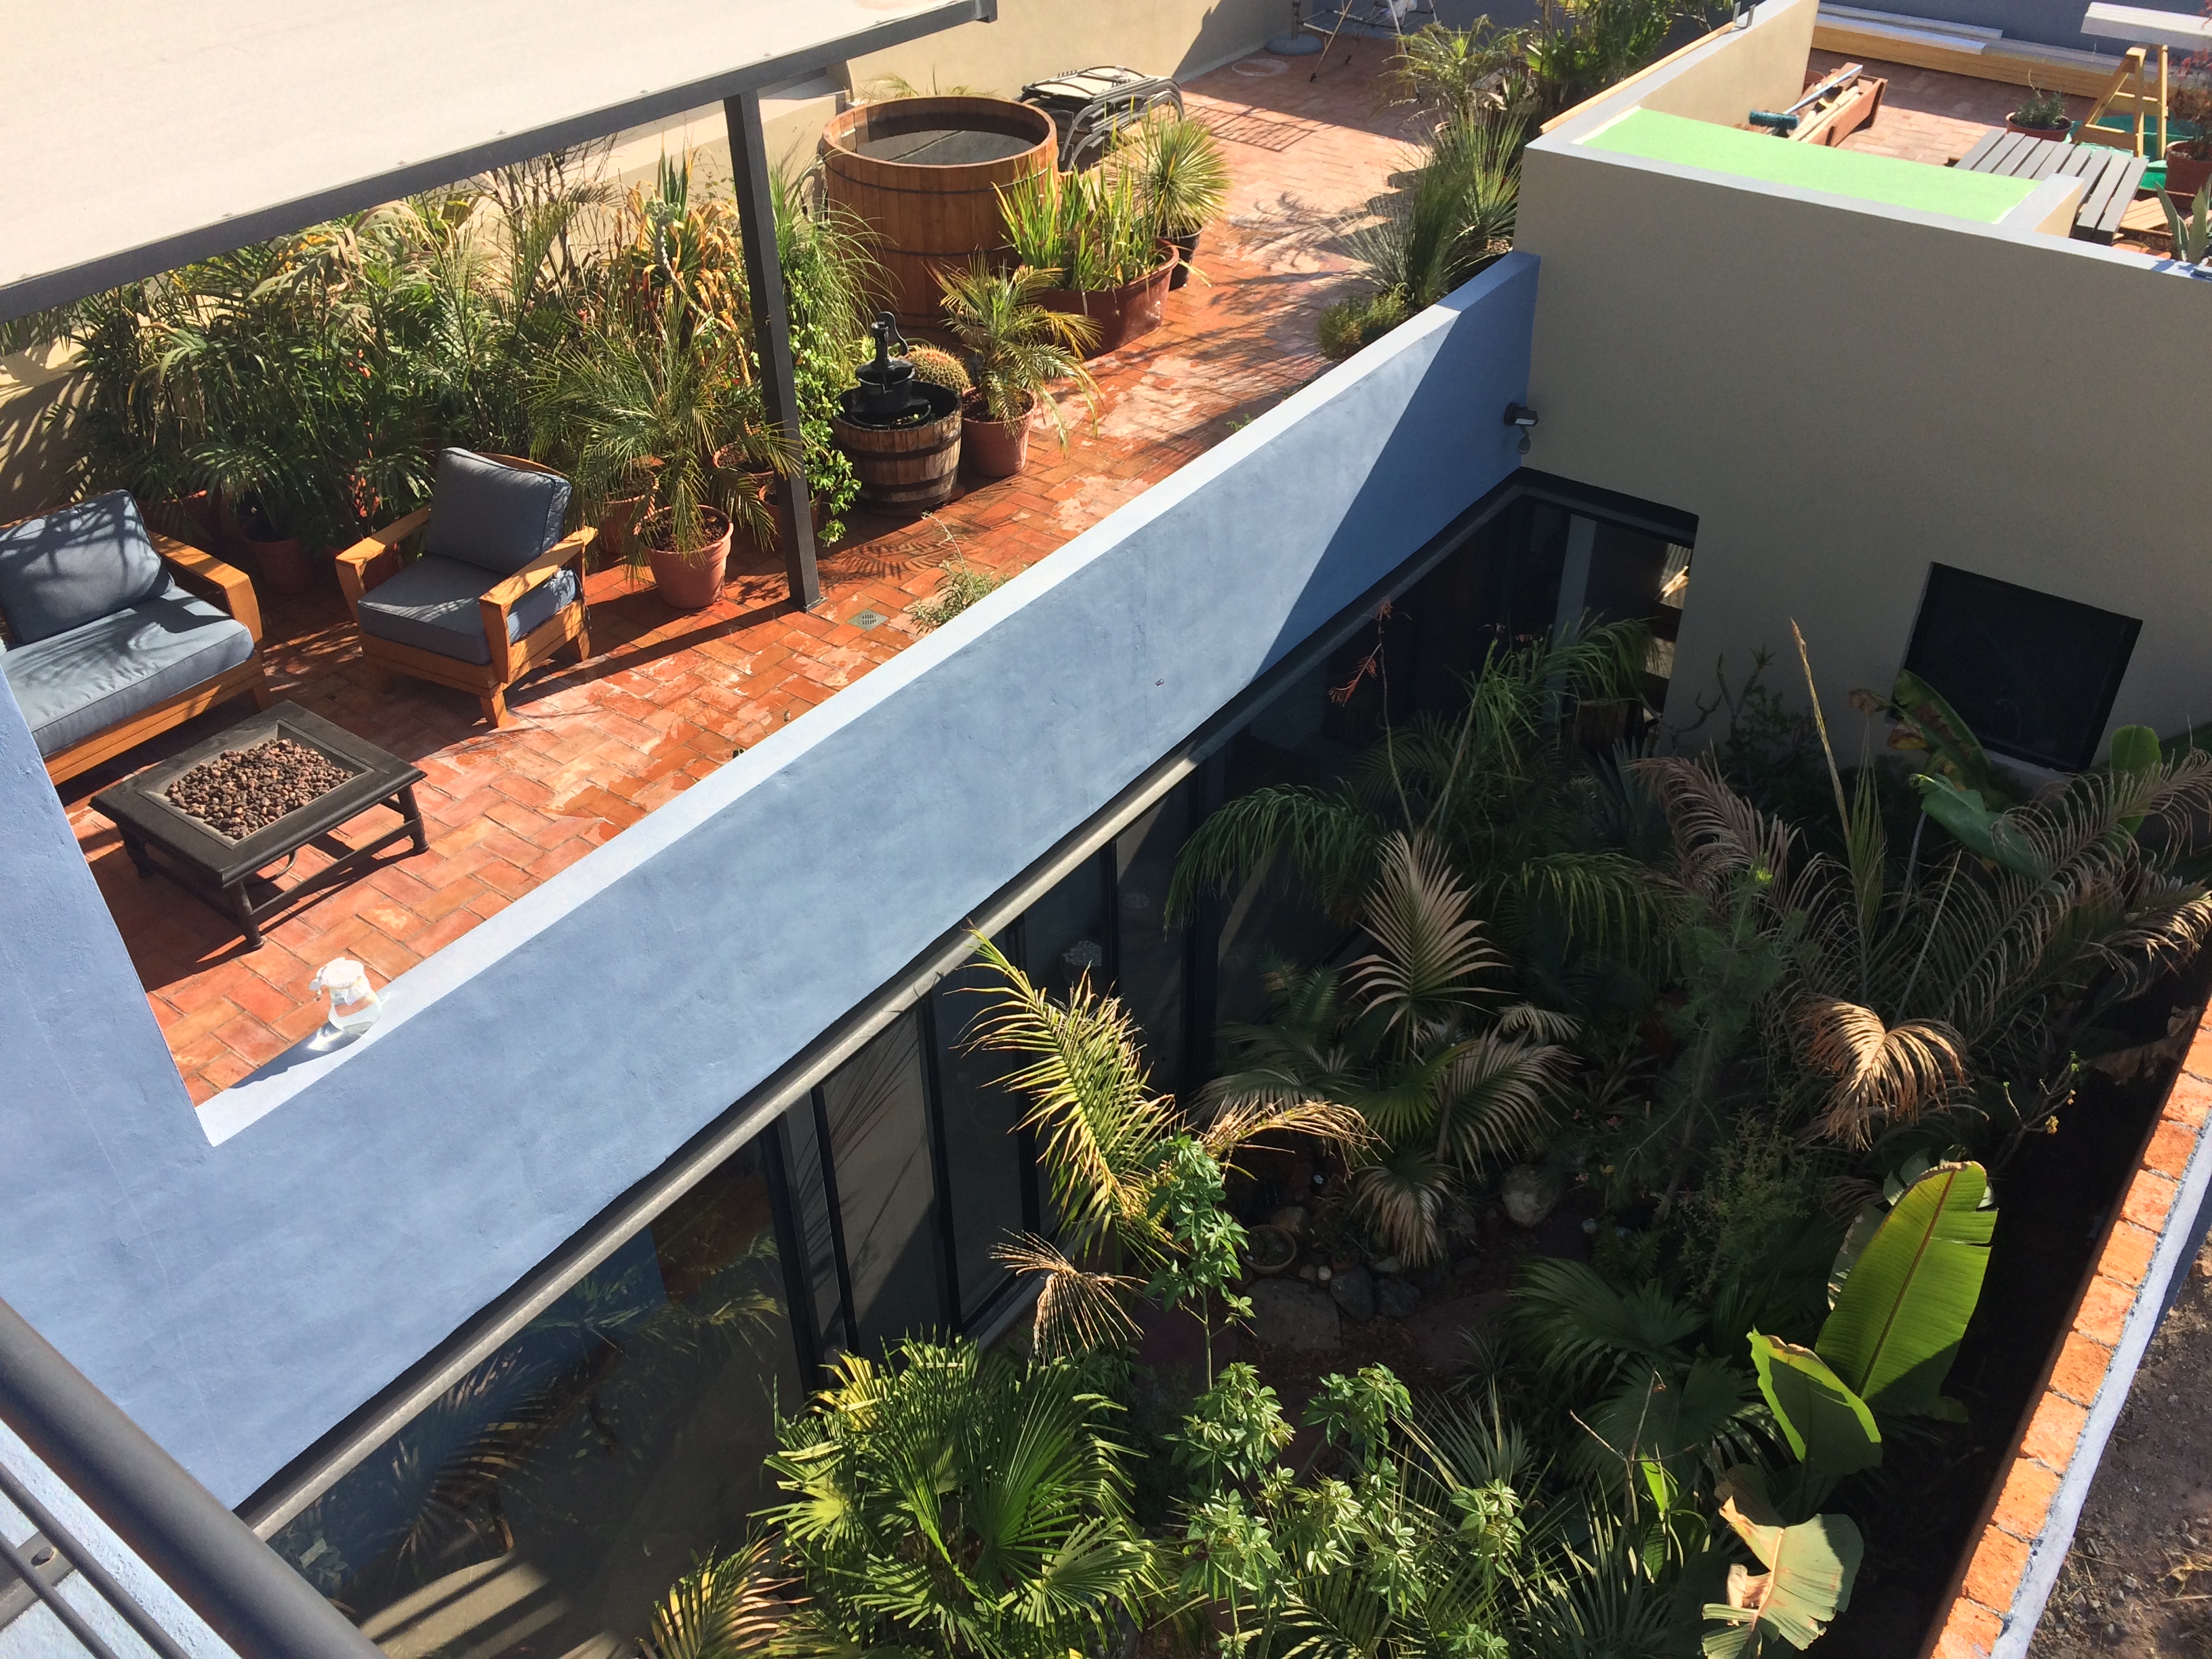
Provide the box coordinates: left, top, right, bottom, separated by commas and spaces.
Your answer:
91, 703, 427, 949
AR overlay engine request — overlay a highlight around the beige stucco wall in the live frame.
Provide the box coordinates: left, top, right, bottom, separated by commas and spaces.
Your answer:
1633, 0, 1815, 124
1515, 127, 2212, 753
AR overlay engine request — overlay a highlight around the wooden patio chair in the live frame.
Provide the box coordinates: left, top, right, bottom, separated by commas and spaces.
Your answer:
335, 449, 596, 728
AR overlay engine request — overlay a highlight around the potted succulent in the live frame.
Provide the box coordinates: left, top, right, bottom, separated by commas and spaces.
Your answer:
2007, 84, 2071, 140
534, 310, 788, 613
936, 262, 1100, 480
1113, 110, 1231, 291
998, 167, 1179, 356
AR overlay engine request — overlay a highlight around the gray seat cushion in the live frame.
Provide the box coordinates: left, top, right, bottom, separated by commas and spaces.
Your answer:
422, 450, 572, 576
2, 581, 255, 758
356, 554, 579, 667
0, 491, 169, 644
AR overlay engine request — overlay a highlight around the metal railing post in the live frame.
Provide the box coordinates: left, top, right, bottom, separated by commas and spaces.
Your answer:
0, 1297, 384, 1658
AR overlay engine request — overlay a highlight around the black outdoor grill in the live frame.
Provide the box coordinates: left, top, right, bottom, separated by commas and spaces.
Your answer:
1020, 66, 1185, 171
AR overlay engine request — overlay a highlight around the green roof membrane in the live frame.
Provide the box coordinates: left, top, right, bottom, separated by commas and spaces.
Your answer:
1579, 108, 2037, 223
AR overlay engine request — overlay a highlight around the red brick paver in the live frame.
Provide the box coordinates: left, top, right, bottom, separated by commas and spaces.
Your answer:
61, 52, 1425, 1104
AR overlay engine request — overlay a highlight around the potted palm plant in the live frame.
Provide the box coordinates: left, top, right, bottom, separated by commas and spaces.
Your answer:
998, 168, 1178, 356
1113, 110, 1231, 291
2165, 72, 2212, 203
534, 310, 787, 613
936, 262, 1100, 479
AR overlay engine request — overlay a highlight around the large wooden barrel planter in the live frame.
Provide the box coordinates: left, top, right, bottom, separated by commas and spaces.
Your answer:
821, 97, 1057, 331
832, 384, 963, 514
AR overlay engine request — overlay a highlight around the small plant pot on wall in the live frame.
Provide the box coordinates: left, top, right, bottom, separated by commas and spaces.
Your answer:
1038, 253, 1178, 356
638, 506, 732, 613
961, 396, 1034, 479
2005, 115, 2071, 140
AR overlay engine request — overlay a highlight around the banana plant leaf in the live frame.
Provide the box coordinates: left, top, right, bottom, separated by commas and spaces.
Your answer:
1891, 670, 2008, 803
1909, 773, 2045, 878
1701, 1467, 1862, 1658
1748, 1333, 1881, 1477
1816, 1162, 1995, 1417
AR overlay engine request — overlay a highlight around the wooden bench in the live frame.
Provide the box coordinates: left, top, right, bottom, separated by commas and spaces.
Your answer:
1954, 129, 2150, 243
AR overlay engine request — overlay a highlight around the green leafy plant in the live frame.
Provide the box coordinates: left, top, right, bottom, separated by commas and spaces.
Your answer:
935, 260, 1099, 432
909, 554, 1005, 630
762, 1340, 1157, 1659
2012, 85, 2070, 131
998, 167, 1164, 293
1317, 290, 1411, 361
904, 342, 972, 396
1343, 115, 1523, 319
637, 1538, 789, 1659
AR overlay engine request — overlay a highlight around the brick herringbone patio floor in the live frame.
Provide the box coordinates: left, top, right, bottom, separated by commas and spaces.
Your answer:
61, 50, 1425, 1103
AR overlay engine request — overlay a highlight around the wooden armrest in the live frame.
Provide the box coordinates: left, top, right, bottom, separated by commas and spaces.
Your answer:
476, 527, 596, 681
335, 507, 432, 617
153, 531, 262, 643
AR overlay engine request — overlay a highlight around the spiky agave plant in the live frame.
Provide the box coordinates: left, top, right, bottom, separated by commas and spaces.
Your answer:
762, 1340, 1156, 1659
1345, 114, 1523, 312
1205, 834, 1579, 1265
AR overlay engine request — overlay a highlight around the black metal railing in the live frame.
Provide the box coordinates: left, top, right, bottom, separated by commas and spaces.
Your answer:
0, 1296, 382, 1658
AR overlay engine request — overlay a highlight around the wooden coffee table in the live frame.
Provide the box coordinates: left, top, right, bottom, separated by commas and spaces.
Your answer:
90, 703, 426, 949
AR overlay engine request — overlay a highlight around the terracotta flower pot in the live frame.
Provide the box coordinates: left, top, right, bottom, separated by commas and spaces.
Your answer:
2006, 115, 2071, 141
638, 507, 733, 612
147, 490, 220, 546
2165, 143, 2212, 205
1038, 251, 1179, 356
598, 493, 651, 571
243, 531, 314, 597
961, 398, 1034, 478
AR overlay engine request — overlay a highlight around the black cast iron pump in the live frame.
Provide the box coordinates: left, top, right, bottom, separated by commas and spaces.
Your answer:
848, 311, 929, 425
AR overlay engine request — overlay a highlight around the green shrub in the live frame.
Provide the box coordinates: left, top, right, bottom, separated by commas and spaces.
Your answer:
1317, 289, 1409, 359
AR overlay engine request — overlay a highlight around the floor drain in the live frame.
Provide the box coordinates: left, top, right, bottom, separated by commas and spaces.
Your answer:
851, 611, 885, 630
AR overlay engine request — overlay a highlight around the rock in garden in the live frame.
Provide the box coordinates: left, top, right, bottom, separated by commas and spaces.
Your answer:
1248, 1278, 1342, 1351
1330, 1265, 1375, 1321
1374, 1276, 1420, 1319
1501, 1164, 1559, 1228
1371, 1254, 1401, 1275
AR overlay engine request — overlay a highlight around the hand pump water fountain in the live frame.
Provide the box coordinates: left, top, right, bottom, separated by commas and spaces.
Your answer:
830, 310, 964, 510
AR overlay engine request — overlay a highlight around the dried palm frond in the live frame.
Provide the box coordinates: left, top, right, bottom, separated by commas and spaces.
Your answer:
1349, 1141, 1457, 1265
1198, 1093, 1371, 1168
1797, 997, 1966, 1146
1632, 754, 1804, 913
991, 1235, 1141, 1360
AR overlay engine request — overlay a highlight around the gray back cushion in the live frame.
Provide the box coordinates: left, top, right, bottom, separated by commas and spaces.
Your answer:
422, 450, 572, 576
0, 492, 169, 644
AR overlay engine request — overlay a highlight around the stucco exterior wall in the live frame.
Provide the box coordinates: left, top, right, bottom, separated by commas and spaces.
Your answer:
0, 258, 1538, 1506
1515, 116, 2212, 752
1633, 0, 1817, 126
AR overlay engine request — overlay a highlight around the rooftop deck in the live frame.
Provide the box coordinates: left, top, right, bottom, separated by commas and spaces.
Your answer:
60, 52, 1420, 1104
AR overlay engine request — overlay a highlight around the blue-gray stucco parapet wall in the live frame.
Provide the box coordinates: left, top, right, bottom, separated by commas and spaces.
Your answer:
0, 253, 1539, 1504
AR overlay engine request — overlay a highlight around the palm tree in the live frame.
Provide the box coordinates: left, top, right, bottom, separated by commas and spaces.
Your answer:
1635, 632, 2212, 1148
962, 937, 1365, 1358
1204, 834, 1578, 1265
935, 262, 1099, 438
762, 1340, 1156, 1659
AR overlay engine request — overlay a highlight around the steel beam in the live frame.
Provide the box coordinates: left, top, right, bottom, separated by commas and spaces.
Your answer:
726, 89, 823, 611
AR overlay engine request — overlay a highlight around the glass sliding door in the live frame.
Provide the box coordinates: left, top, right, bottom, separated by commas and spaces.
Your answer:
1113, 792, 1189, 1100
273, 1140, 802, 1658
927, 932, 1038, 1328
816, 1011, 947, 1353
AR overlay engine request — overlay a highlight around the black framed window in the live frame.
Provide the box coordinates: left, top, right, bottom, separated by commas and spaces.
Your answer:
816, 1012, 945, 1352
270, 1139, 800, 1655
1904, 563, 2141, 771
926, 930, 1040, 1328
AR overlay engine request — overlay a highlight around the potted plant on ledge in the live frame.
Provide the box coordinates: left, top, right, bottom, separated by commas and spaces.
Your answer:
998, 167, 1178, 356
2007, 84, 2071, 141
535, 310, 787, 613
2165, 70, 2212, 203
937, 262, 1100, 480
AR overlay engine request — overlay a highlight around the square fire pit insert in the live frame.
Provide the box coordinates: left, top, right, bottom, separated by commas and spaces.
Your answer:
91, 703, 426, 949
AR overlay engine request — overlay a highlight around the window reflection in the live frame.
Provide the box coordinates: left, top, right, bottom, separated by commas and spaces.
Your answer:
930, 934, 1036, 1326
1115, 794, 1188, 1098
817, 1012, 943, 1352
271, 1144, 796, 1658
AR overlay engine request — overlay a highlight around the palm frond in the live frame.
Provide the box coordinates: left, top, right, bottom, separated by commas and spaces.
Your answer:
992, 1233, 1142, 1359
1348, 831, 1507, 1046
1797, 998, 1966, 1147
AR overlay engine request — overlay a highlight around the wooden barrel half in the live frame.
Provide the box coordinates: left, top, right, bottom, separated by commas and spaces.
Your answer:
832, 397, 963, 514
821, 96, 1057, 330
